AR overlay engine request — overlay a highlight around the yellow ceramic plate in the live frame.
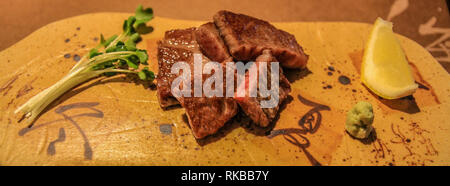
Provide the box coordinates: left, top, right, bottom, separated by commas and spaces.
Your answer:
0, 13, 449, 165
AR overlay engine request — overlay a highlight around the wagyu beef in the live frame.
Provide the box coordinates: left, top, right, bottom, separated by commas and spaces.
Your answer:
234, 50, 291, 127
157, 46, 188, 108
157, 28, 200, 108
182, 96, 237, 139
162, 28, 200, 51
156, 10, 308, 138
157, 28, 238, 139
194, 22, 231, 63
213, 10, 308, 69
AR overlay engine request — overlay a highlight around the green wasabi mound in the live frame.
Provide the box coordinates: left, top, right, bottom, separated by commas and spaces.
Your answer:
345, 101, 374, 139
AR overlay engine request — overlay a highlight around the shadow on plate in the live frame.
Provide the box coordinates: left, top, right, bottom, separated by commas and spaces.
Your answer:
346, 128, 378, 145
25, 74, 154, 127
284, 67, 312, 83
363, 84, 421, 114
194, 95, 294, 146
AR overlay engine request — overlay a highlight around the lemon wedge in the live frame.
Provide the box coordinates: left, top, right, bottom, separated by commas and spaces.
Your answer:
361, 17, 418, 99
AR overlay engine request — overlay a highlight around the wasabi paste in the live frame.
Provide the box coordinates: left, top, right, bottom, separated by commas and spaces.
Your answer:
345, 101, 374, 139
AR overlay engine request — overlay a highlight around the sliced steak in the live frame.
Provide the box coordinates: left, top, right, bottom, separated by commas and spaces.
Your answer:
157, 45, 191, 108
157, 28, 199, 108
195, 22, 231, 63
234, 50, 291, 127
213, 10, 308, 69
162, 28, 200, 51
157, 28, 238, 139
182, 96, 237, 139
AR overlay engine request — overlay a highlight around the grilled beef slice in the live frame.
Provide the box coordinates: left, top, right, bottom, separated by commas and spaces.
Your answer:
157, 28, 238, 139
194, 22, 231, 63
156, 10, 304, 137
157, 28, 200, 108
213, 10, 308, 69
234, 50, 291, 127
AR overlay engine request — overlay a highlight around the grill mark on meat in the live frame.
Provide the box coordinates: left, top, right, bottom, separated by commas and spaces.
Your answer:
213, 10, 308, 69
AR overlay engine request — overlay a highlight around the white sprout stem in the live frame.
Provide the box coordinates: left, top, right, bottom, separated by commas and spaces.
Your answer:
69, 50, 135, 74
15, 67, 102, 124
14, 62, 139, 125
15, 34, 140, 125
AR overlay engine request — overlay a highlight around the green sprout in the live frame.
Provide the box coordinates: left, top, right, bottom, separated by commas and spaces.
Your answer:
15, 5, 155, 126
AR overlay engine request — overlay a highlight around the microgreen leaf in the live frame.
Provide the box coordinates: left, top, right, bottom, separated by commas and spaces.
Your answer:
125, 33, 141, 51
100, 34, 106, 44
133, 5, 154, 34
106, 41, 128, 53
138, 67, 155, 81
123, 16, 137, 35
89, 48, 102, 58
136, 50, 148, 64
101, 34, 118, 48
134, 5, 153, 28
123, 58, 139, 69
